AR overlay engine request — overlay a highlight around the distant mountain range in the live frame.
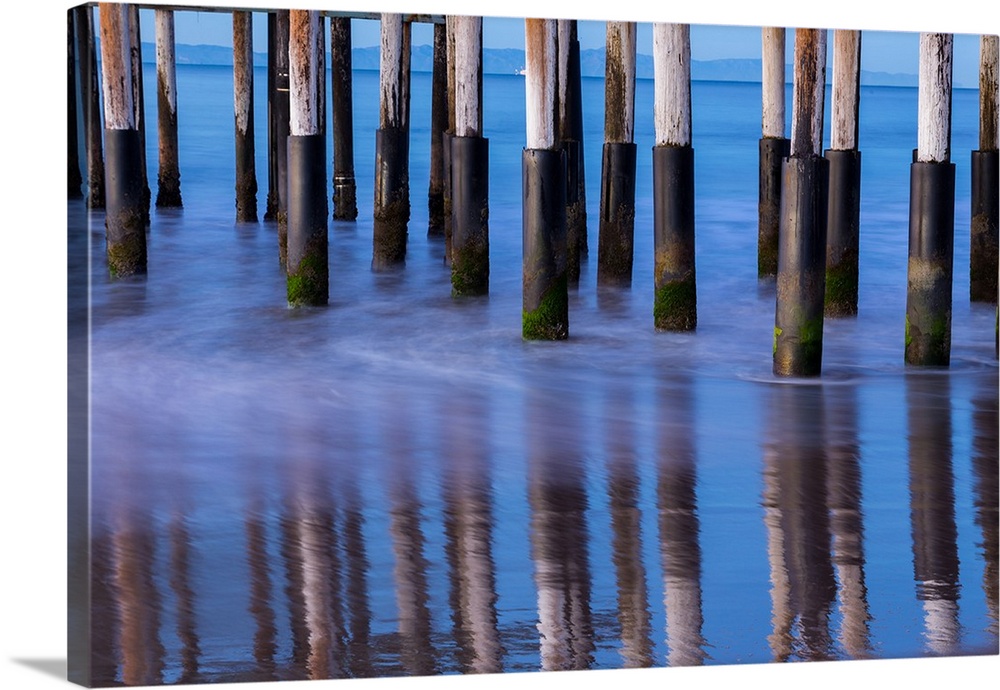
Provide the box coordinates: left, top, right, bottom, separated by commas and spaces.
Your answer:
148, 41, 925, 88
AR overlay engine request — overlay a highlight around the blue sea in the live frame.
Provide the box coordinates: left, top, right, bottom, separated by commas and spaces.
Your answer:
70, 58, 998, 686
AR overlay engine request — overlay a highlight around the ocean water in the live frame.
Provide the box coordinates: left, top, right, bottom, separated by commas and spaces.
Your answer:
70, 61, 998, 686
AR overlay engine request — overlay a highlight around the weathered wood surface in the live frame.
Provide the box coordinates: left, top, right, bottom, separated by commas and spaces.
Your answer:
453, 16, 482, 138
980, 35, 998, 151
99, 3, 134, 131
604, 21, 636, 144
524, 18, 557, 150
233, 10, 256, 222
289, 10, 321, 137
830, 30, 861, 151
75, 5, 106, 208
653, 23, 691, 147
790, 28, 827, 159
761, 27, 785, 139
428, 21, 447, 232
155, 9, 182, 206
916, 32, 953, 163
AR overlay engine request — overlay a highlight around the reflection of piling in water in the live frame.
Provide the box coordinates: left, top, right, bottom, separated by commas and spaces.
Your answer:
340, 475, 373, 677
389, 481, 436, 676
905, 33, 956, 366
759, 28, 788, 277
98, 2, 147, 277
527, 386, 594, 671
522, 19, 569, 340
597, 21, 638, 288
75, 5, 105, 208
972, 378, 999, 636
762, 438, 794, 660
154, 9, 182, 208
90, 419, 168, 685
604, 382, 654, 668
330, 16, 358, 221
280, 484, 348, 678
279, 403, 352, 680
278, 394, 374, 678
112, 516, 166, 686
282, 510, 343, 680
652, 23, 697, 331
244, 503, 278, 679
656, 374, 707, 666
279, 510, 309, 673
970, 35, 998, 304
906, 373, 961, 655
373, 14, 412, 270
299, 510, 345, 679
823, 385, 872, 658
762, 384, 836, 661
233, 11, 258, 223
168, 514, 201, 683
442, 388, 503, 673
824, 31, 862, 317
384, 391, 436, 676
90, 533, 118, 685
774, 29, 830, 377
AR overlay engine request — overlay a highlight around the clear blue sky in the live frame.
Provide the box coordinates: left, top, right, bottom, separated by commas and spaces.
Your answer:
155, 4, 988, 87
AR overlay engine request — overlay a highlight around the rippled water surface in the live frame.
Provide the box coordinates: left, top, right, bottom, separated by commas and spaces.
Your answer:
71, 63, 998, 686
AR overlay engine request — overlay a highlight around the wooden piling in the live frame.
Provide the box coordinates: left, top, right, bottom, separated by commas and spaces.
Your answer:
233, 11, 257, 223
597, 21, 638, 288
971, 35, 998, 304
154, 10, 182, 208
652, 23, 697, 332
443, 17, 457, 265
450, 16, 489, 296
315, 16, 326, 140
276, 12, 291, 263
428, 22, 448, 234
286, 10, 328, 306
269, 11, 291, 262
98, 2, 146, 277
372, 13, 411, 270
75, 5, 105, 209
523, 18, 568, 340
68, 10, 83, 199
774, 28, 829, 377
265, 13, 277, 220
558, 20, 588, 285
824, 30, 862, 316
127, 5, 151, 225
759, 28, 789, 277
906, 33, 956, 366
330, 16, 358, 221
